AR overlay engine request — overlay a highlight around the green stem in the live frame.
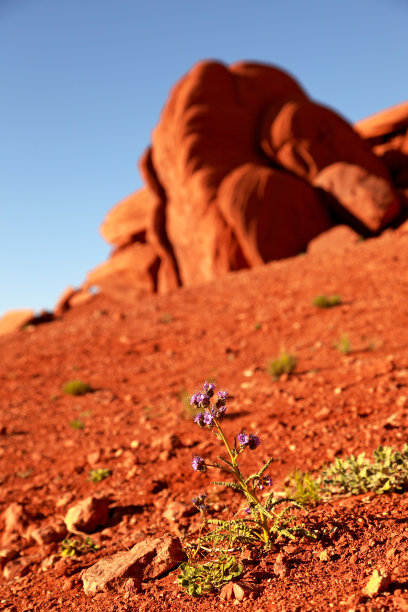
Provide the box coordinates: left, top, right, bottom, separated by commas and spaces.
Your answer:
214, 418, 270, 544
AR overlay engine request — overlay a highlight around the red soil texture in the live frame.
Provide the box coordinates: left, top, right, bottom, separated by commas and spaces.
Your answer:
2, 223, 408, 611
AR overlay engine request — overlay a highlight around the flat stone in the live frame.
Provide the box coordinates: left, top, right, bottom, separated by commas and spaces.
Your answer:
82, 535, 185, 595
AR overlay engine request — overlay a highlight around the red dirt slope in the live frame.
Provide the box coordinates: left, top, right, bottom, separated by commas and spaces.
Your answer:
1, 224, 408, 611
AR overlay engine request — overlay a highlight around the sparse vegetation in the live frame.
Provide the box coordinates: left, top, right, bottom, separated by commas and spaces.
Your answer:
178, 553, 243, 597
312, 294, 342, 308
267, 352, 298, 379
334, 334, 351, 354
89, 468, 111, 483
60, 535, 98, 558
286, 445, 408, 505
62, 380, 92, 396
285, 469, 321, 506
69, 418, 85, 430
320, 445, 408, 496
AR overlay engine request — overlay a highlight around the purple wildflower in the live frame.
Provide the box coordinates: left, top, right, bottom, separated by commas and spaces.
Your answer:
243, 507, 251, 515
192, 492, 208, 512
203, 381, 216, 397
218, 390, 228, 401
248, 434, 261, 450
237, 431, 249, 447
192, 455, 207, 472
255, 476, 273, 490
203, 410, 214, 426
194, 412, 204, 427
190, 392, 210, 408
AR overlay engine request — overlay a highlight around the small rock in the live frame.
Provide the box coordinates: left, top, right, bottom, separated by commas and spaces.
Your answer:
87, 450, 102, 466
162, 501, 194, 523
1, 503, 26, 546
273, 553, 289, 578
362, 569, 392, 596
82, 535, 185, 595
40, 554, 59, 571
62, 577, 75, 591
0, 548, 19, 569
151, 433, 183, 452
29, 520, 67, 546
318, 550, 329, 562
3, 557, 33, 579
64, 496, 110, 534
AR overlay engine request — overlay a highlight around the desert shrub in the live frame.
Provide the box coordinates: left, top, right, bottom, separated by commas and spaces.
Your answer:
267, 352, 298, 379
62, 380, 92, 396
69, 418, 84, 430
89, 468, 111, 483
334, 334, 351, 354
178, 553, 243, 597
60, 535, 98, 558
312, 294, 341, 308
285, 469, 321, 506
320, 445, 408, 496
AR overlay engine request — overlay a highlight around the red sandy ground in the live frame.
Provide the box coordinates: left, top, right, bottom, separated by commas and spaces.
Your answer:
1, 227, 408, 611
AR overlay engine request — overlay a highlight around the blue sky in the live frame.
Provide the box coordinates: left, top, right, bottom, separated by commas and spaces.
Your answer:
1, 0, 407, 316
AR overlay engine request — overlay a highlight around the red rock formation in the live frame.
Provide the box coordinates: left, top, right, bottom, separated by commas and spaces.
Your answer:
354, 101, 408, 208
57, 61, 405, 310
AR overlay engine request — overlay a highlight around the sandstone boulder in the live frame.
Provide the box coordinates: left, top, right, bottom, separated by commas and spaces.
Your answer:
0, 310, 35, 336
62, 61, 404, 310
313, 163, 400, 231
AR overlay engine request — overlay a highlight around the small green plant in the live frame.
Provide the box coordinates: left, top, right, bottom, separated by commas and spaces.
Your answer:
312, 294, 342, 309
69, 418, 85, 430
60, 535, 98, 558
267, 352, 298, 380
334, 334, 351, 354
285, 469, 321, 506
160, 312, 173, 324
320, 445, 408, 496
178, 553, 243, 597
89, 468, 111, 483
16, 469, 33, 479
62, 380, 92, 396
254, 322, 262, 330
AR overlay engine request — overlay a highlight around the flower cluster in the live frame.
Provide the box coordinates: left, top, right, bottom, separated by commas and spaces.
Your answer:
237, 431, 261, 450
192, 455, 207, 472
192, 492, 208, 512
191, 382, 229, 428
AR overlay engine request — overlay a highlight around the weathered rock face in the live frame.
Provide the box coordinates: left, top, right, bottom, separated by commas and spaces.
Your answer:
354, 100, 408, 206
56, 61, 406, 311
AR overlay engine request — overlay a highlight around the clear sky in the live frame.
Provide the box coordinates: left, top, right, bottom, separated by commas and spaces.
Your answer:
1, 0, 407, 317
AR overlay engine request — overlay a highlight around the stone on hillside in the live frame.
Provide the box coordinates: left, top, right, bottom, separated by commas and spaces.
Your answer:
82, 535, 185, 595
260, 99, 391, 182
64, 496, 110, 534
362, 569, 392, 596
354, 100, 408, 140
54, 286, 78, 317
29, 520, 67, 546
1, 503, 27, 546
314, 163, 400, 232
100, 188, 156, 248
307, 225, 361, 255
0, 310, 35, 336
84, 243, 160, 299
218, 163, 331, 265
